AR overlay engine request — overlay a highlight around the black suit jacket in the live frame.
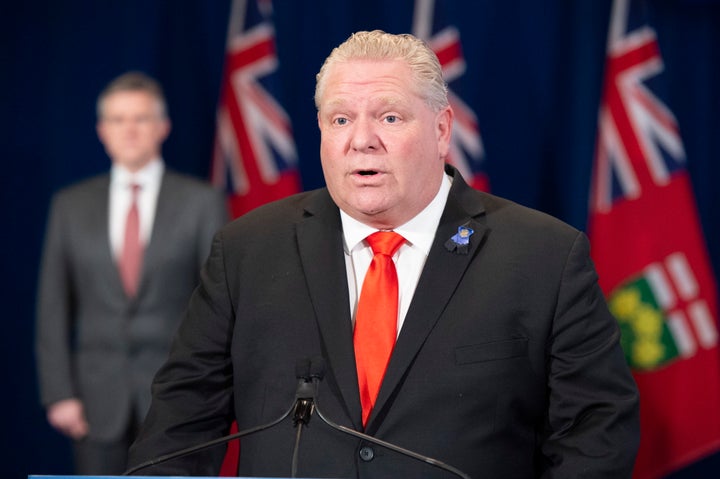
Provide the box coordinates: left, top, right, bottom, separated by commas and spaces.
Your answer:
129, 166, 639, 478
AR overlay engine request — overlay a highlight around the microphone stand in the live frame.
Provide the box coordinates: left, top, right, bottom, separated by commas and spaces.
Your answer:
290, 364, 317, 477
123, 379, 306, 476
305, 358, 473, 479
124, 357, 472, 479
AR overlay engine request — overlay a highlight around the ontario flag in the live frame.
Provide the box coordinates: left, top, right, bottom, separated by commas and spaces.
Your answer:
212, 0, 300, 219
411, 0, 489, 192
588, 0, 720, 477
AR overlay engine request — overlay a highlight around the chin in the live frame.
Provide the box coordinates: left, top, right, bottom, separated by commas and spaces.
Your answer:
352, 201, 387, 217
356, 208, 399, 229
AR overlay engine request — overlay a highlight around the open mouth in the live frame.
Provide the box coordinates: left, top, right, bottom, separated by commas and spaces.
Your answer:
357, 170, 378, 176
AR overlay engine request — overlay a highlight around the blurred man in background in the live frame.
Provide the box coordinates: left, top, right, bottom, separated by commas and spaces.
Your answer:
35, 71, 228, 474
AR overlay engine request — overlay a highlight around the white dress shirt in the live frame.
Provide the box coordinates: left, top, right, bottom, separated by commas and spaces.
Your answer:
341, 173, 452, 336
109, 159, 164, 259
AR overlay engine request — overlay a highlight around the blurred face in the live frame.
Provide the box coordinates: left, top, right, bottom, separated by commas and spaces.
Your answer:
96, 90, 170, 172
317, 59, 452, 229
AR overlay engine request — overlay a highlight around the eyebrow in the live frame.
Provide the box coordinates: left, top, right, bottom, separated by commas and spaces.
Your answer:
323, 96, 402, 110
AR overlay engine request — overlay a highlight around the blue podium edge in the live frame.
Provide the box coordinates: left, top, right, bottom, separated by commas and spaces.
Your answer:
30, 476, 327, 478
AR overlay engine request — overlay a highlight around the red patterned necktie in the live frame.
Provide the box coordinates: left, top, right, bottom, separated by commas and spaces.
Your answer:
353, 231, 406, 426
119, 184, 143, 298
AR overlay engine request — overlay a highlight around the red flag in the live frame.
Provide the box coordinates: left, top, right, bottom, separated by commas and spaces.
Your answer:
588, 1, 720, 477
213, 0, 300, 474
212, 0, 301, 219
412, 0, 489, 191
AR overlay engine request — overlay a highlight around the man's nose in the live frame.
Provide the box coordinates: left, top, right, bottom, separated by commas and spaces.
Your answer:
350, 118, 380, 152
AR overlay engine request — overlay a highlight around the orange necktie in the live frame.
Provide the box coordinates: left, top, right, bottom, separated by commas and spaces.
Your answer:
353, 231, 405, 426
119, 184, 143, 298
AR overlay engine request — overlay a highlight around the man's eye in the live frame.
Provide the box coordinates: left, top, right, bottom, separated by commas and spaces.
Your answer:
334, 117, 348, 126
385, 115, 398, 123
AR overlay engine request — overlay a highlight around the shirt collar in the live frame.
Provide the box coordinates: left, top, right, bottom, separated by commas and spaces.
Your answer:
340, 173, 452, 255
111, 158, 164, 189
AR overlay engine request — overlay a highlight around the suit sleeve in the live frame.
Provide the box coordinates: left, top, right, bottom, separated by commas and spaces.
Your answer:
127, 228, 235, 476
541, 232, 640, 477
35, 193, 77, 407
196, 187, 229, 268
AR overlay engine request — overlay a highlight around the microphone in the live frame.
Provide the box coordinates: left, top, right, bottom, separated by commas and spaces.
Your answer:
290, 358, 318, 476
123, 362, 320, 476
307, 357, 473, 479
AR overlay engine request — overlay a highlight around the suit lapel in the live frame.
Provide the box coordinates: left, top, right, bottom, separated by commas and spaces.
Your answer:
136, 171, 177, 298
88, 176, 128, 299
368, 170, 489, 430
296, 191, 363, 427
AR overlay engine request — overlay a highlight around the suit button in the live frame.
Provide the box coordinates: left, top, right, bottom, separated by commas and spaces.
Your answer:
359, 446, 375, 462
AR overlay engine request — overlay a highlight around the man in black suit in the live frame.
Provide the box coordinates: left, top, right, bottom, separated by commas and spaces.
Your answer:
35, 71, 228, 474
128, 31, 639, 478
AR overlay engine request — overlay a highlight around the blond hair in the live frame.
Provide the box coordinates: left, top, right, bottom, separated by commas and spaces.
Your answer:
315, 30, 449, 112
96, 71, 167, 119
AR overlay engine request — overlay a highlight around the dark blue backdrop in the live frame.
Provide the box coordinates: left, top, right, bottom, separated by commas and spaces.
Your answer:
3, 1, 719, 477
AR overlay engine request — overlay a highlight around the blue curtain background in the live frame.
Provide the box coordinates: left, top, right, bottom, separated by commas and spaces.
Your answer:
3, 1, 719, 477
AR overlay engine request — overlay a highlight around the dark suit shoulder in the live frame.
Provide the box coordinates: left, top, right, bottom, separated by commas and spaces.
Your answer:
446, 164, 580, 241
161, 169, 221, 195
158, 170, 228, 219
475, 190, 580, 239
50, 174, 109, 209
227, 188, 331, 229
223, 188, 332, 239
54, 173, 109, 197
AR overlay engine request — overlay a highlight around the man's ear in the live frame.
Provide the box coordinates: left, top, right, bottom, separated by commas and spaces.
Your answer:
436, 106, 454, 160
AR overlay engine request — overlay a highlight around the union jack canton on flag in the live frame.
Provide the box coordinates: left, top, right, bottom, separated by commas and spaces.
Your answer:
212, 0, 300, 219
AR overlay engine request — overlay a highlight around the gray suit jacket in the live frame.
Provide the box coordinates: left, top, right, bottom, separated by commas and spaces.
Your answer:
128, 165, 639, 478
36, 169, 228, 441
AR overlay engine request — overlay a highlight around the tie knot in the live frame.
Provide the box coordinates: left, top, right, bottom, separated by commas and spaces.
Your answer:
366, 231, 405, 257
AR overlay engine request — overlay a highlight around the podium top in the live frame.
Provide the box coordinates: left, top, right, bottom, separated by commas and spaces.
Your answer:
30, 476, 328, 479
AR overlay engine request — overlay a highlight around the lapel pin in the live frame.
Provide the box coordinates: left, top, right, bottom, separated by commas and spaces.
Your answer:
444, 225, 474, 254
